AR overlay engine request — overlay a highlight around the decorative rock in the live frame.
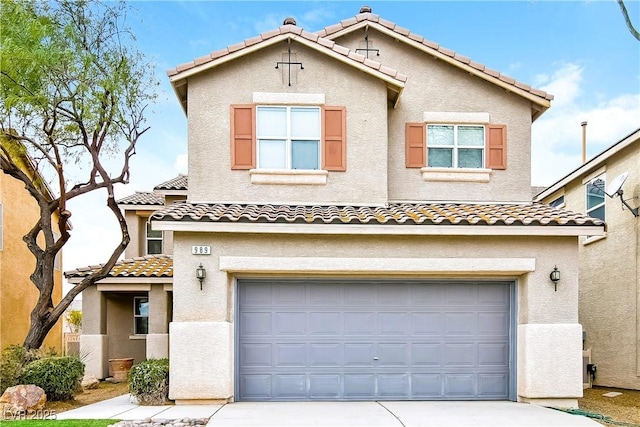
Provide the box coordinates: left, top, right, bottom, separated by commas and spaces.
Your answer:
108, 417, 210, 427
81, 375, 100, 390
0, 384, 46, 416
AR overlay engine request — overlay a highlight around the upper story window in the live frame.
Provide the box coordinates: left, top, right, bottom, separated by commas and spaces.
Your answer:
146, 222, 162, 255
257, 106, 321, 170
133, 296, 149, 335
586, 175, 606, 221
549, 195, 565, 208
427, 125, 485, 168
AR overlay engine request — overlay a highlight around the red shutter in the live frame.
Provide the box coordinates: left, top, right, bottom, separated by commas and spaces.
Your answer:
322, 106, 346, 171
230, 105, 255, 170
405, 123, 426, 168
486, 124, 507, 170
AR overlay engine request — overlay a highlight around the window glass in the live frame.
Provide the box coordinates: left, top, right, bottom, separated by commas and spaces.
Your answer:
256, 106, 320, 170
458, 148, 483, 168
290, 108, 320, 138
427, 124, 484, 169
458, 126, 484, 146
257, 107, 286, 137
146, 222, 162, 255
258, 140, 287, 169
292, 140, 319, 169
134, 297, 149, 335
428, 125, 454, 146
586, 176, 606, 221
549, 195, 565, 208
427, 148, 453, 167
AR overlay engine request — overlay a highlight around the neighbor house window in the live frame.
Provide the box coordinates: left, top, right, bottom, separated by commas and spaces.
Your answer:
256, 106, 321, 170
586, 175, 606, 221
549, 195, 565, 208
427, 124, 485, 168
146, 222, 162, 255
133, 297, 149, 335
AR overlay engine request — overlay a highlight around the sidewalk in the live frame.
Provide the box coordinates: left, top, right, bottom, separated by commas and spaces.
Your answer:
54, 394, 603, 427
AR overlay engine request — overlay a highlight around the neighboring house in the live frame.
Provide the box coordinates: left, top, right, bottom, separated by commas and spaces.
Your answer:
535, 128, 640, 390
83, 8, 604, 405
65, 175, 186, 378
0, 135, 63, 352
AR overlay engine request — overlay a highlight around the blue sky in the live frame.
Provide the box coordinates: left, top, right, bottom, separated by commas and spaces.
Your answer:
65, 0, 640, 277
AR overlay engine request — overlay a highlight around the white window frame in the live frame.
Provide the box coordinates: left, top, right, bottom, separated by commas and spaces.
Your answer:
586, 174, 606, 221
426, 124, 485, 169
256, 106, 321, 170
133, 296, 149, 335
146, 221, 163, 255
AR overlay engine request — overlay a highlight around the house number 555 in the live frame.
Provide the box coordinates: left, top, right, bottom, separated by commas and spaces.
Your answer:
191, 245, 211, 255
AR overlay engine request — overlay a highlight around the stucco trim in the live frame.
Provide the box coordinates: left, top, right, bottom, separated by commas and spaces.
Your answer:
96, 284, 151, 291
219, 256, 536, 275
253, 92, 325, 105
249, 169, 328, 185
420, 167, 491, 183
154, 221, 604, 237
423, 112, 490, 124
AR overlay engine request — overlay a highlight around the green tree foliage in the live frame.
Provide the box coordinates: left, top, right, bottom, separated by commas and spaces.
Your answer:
0, 0, 158, 350
66, 309, 82, 333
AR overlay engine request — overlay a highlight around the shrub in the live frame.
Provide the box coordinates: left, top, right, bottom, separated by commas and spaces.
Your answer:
0, 345, 56, 393
19, 356, 84, 401
128, 358, 169, 405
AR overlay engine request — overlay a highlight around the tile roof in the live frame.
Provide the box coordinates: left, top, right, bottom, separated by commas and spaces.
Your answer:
65, 255, 173, 279
117, 191, 164, 206
151, 202, 603, 227
316, 11, 553, 102
166, 24, 407, 84
154, 174, 188, 192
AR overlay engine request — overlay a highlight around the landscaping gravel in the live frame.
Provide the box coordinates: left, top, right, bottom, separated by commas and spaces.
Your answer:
108, 417, 210, 427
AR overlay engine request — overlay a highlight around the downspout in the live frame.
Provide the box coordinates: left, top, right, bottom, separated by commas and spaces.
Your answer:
581, 121, 588, 164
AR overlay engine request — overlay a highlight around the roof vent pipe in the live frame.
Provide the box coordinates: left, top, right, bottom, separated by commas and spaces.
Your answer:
283, 17, 297, 26
360, 6, 372, 13
581, 121, 588, 164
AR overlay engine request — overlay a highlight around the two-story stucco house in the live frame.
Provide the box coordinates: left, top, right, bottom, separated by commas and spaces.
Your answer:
66, 175, 186, 378
0, 134, 63, 353
146, 8, 605, 407
535, 128, 640, 391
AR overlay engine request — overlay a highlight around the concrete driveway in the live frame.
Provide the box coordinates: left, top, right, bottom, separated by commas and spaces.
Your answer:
55, 395, 602, 426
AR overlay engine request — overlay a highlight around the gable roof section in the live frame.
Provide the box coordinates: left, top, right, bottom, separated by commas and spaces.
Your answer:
154, 174, 188, 194
65, 254, 173, 283
534, 128, 640, 201
117, 191, 164, 211
151, 202, 604, 237
167, 24, 406, 112
317, 11, 553, 121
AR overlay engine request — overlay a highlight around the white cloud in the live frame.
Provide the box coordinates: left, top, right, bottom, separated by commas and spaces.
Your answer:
174, 154, 188, 173
531, 63, 640, 186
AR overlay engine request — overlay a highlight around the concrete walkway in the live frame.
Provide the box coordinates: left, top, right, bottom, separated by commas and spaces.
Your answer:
55, 395, 602, 426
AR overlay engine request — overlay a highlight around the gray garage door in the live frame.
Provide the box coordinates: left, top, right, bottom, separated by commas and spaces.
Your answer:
237, 279, 514, 401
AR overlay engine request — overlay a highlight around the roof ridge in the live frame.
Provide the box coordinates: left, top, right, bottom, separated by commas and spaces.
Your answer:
167, 24, 406, 84
315, 12, 553, 102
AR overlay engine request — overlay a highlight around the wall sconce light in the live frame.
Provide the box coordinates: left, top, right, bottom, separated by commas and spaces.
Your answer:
549, 266, 560, 291
196, 263, 206, 290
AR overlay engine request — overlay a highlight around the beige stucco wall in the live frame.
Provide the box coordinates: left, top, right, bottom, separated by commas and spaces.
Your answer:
105, 293, 146, 364
168, 231, 581, 403
124, 209, 174, 258
0, 171, 63, 352
187, 41, 389, 205
549, 141, 640, 389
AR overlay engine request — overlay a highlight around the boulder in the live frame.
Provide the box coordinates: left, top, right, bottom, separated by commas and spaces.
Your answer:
0, 384, 46, 416
81, 375, 100, 390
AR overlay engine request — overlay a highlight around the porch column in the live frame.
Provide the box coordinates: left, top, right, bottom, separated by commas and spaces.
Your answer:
146, 284, 169, 359
80, 286, 108, 379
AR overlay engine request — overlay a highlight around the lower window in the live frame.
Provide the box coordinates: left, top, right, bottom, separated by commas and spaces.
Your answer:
134, 296, 149, 335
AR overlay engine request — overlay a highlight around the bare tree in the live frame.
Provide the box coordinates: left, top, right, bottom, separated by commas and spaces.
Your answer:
617, 0, 640, 41
0, 0, 158, 349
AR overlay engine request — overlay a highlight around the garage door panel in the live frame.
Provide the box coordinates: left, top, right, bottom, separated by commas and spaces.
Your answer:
238, 279, 513, 401
309, 343, 342, 366
275, 312, 305, 335
309, 375, 341, 398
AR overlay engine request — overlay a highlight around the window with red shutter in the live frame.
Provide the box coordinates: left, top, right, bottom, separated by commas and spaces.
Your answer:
230, 105, 256, 169
405, 123, 426, 168
486, 124, 507, 170
322, 106, 346, 171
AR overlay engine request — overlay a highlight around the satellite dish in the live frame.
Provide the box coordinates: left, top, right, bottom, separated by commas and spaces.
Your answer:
605, 172, 629, 198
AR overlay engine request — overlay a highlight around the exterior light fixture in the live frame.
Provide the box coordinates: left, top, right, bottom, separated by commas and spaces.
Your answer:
549, 266, 560, 291
196, 263, 206, 290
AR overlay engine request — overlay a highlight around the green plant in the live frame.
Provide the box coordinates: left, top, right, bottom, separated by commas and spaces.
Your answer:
128, 358, 169, 405
65, 310, 83, 333
19, 356, 84, 401
0, 345, 56, 393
